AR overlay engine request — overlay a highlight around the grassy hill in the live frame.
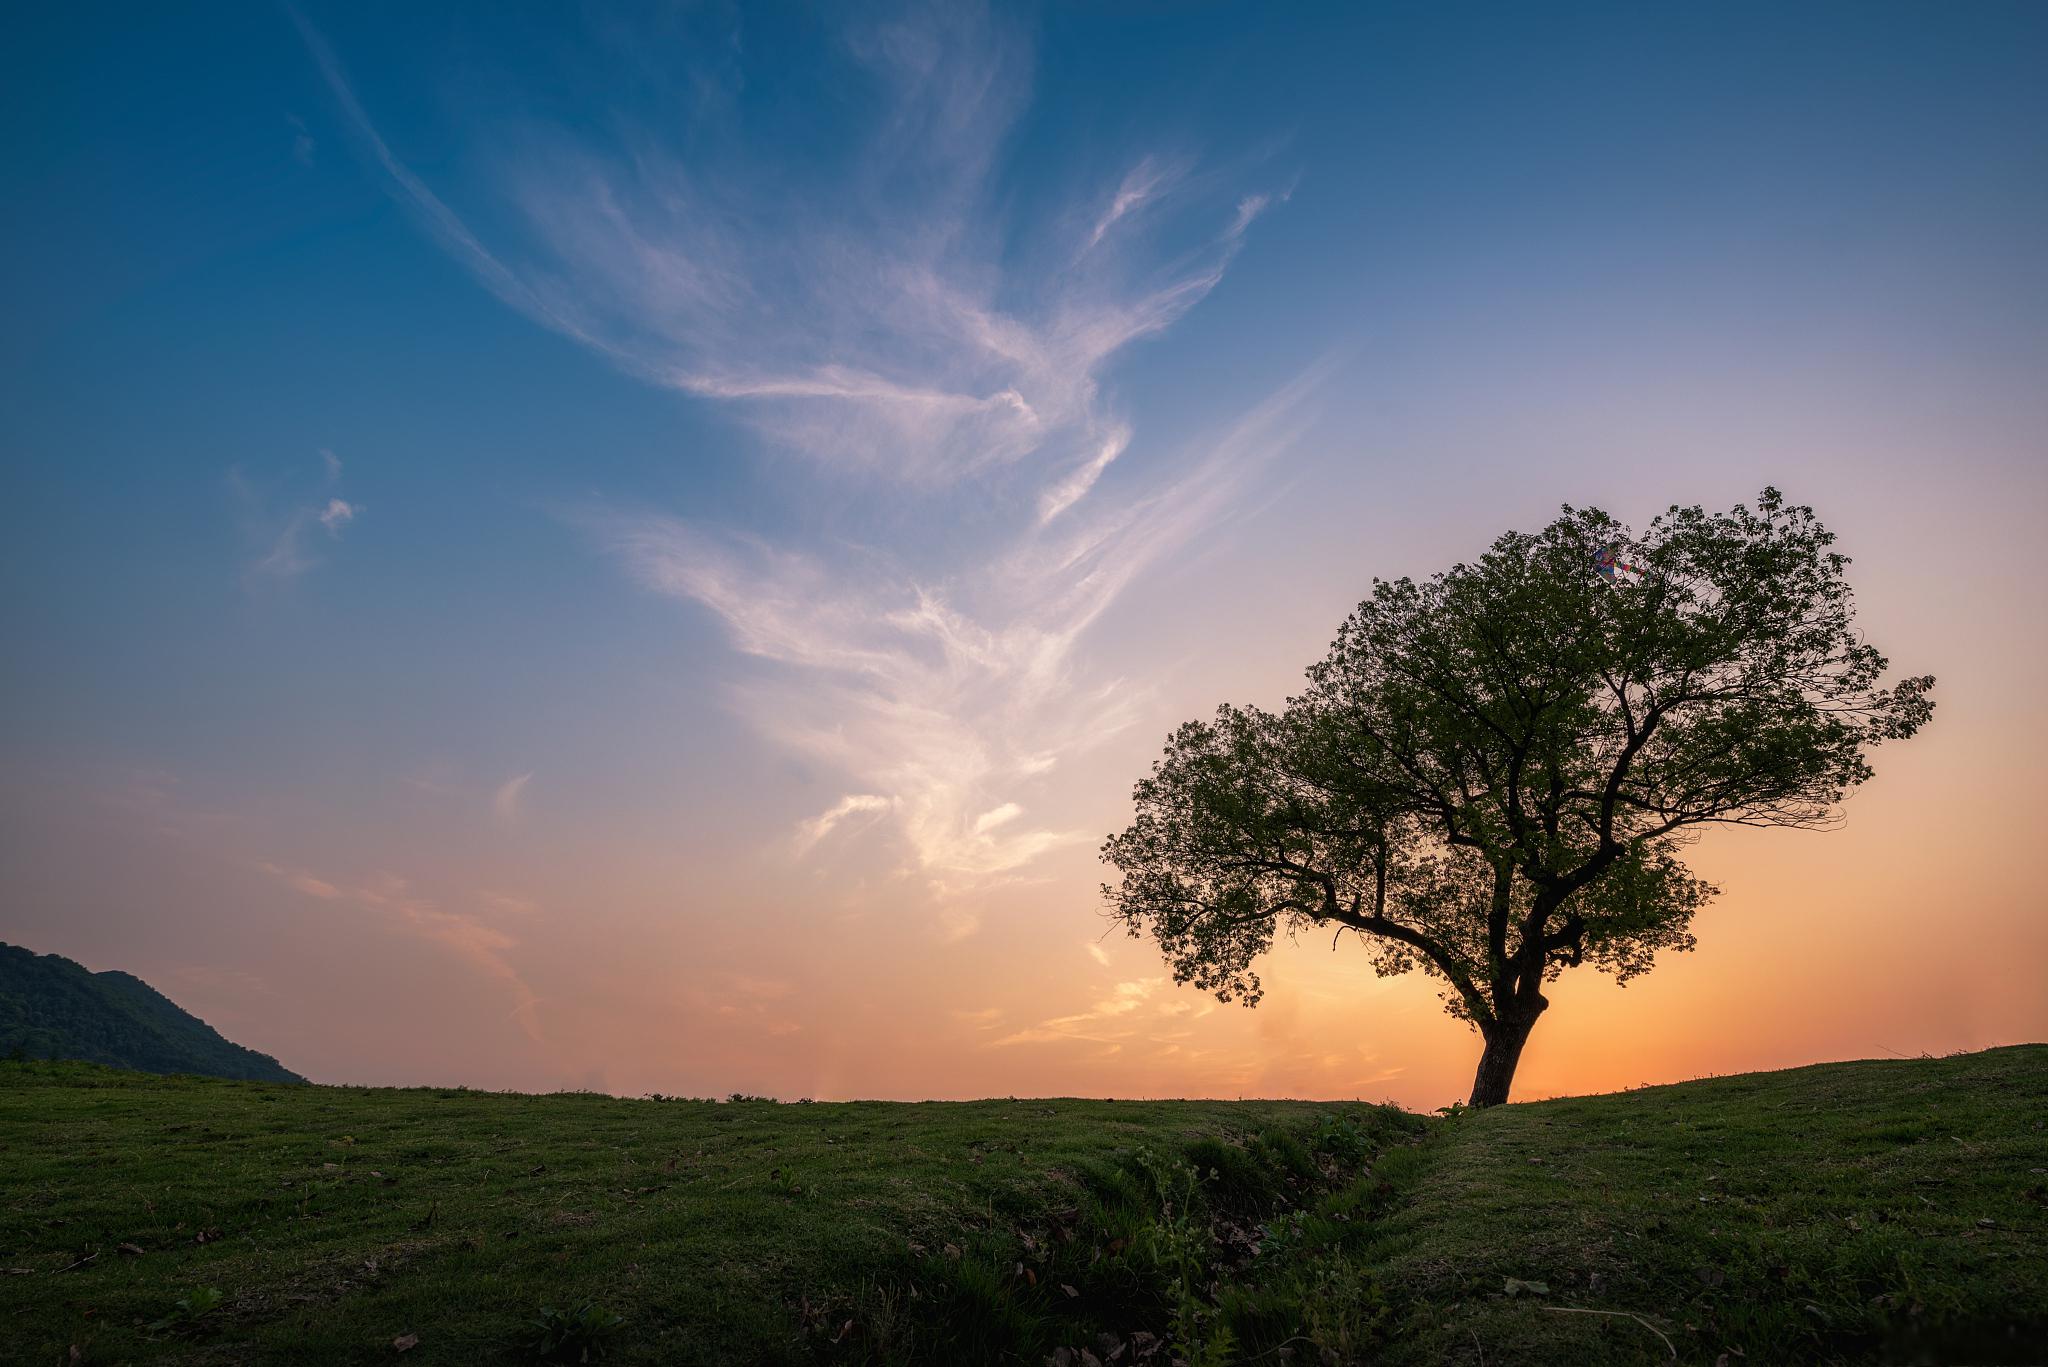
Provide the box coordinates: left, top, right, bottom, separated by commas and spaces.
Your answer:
0, 943, 304, 1084
1, 1046, 2041, 1365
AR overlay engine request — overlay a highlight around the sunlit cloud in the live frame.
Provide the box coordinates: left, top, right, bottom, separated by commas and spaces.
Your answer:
256, 861, 341, 900
300, 4, 1318, 936
476, 890, 542, 918
993, 977, 1169, 1046
230, 452, 362, 588
592, 369, 1322, 930
1038, 427, 1130, 526
492, 772, 533, 823
295, 6, 1274, 491
1085, 156, 1180, 251
795, 794, 896, 855
291, 9, 588, 349
258, 861, 544, 1043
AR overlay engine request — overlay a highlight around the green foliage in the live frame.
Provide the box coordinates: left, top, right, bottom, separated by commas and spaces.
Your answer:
531, 1301, 624, 1361
1129, 1146, 1218, 1358
1247, 1127, 1318, 1186
1310, 1110, 1379, 1166
0, 941, 304, 1082
1102, 491, 1934, 1102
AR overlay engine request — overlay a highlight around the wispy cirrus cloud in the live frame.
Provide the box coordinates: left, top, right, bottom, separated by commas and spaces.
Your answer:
492, 772, 533, 823
299, 5, 1319, 932
230, 450, 362, 589
296, 4, 1273, 488
256, 861, 342, 901
992, 976, 1173, 1047
258, 860, 544, 1042
588, 371, 1318, 925
317, 498, 358, 532
794, 794, 896, 856
1084, 155, 1180, 252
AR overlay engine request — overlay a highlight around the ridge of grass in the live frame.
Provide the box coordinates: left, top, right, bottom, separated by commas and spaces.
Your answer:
2, 1045, 2043, 1364
1371, 1044, 2048, 1364
0, 1064, 1414, 1364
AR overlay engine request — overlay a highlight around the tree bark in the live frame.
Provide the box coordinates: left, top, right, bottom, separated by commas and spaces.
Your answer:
1467, 1005, 1544, 1107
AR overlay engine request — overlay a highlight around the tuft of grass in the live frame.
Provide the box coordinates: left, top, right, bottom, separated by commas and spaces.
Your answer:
531, 1300, 625, 1362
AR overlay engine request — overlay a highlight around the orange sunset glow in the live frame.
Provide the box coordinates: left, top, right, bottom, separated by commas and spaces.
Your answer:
3, 1, 2044, 1116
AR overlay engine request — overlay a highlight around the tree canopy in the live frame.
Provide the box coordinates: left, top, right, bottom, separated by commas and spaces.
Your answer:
1102, 490, 1934, 1104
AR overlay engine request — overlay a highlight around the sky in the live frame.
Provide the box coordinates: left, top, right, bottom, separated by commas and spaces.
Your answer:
2, 2, 2044, 1108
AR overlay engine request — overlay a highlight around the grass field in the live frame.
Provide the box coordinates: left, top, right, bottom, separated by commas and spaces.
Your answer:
2, 1045, 2042, 1364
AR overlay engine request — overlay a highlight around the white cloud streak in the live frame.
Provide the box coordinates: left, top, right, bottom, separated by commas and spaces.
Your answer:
795, 793, 895, 855
258, 861, 545, 1042
1085, 156, 1179, 251
492, 772, 533, 823
589, 374, 1319, 925
231, 452, 362, 588
992, 977, 1169, 1046
318, 498, 358, 532
294, 6, 1270, 489
290, 9, 597, 352
298, 6, 1319, 932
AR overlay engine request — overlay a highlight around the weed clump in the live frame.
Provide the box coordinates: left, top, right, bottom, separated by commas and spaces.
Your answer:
529, 1300, 623, 1362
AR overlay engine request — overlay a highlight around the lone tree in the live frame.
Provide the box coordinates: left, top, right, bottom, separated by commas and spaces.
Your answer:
1102, 490, 1933, 1106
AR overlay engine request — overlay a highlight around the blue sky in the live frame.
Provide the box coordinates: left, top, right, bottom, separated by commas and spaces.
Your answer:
3, 3, 2044, 1098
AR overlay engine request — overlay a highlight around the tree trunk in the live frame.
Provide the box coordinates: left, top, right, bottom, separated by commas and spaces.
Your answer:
1468, 1007, 1544, 1108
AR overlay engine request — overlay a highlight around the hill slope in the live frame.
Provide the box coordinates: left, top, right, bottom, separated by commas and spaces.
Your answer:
0, 1047, 2041, 1364
0, 942, 303, 1083
1371, 1046, 2048, 1363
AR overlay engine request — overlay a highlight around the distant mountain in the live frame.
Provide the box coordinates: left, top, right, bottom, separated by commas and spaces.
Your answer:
0, 942, 304, 1083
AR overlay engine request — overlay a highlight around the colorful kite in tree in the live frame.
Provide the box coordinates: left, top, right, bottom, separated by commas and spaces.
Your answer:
1593, 544, 1641, 581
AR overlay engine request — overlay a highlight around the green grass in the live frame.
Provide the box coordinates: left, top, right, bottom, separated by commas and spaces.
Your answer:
1371, 1045, 2048, 1364
1, 1046, 2042, 1364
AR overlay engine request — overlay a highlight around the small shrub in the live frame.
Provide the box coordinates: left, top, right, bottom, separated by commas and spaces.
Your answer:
1183, 1137, 1278, 1215
1257, 1209, 1311, 1261
1249, 1128, 1319, 1186
530, 1301, 624, 1362
1310, 1111, 1377, 1166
